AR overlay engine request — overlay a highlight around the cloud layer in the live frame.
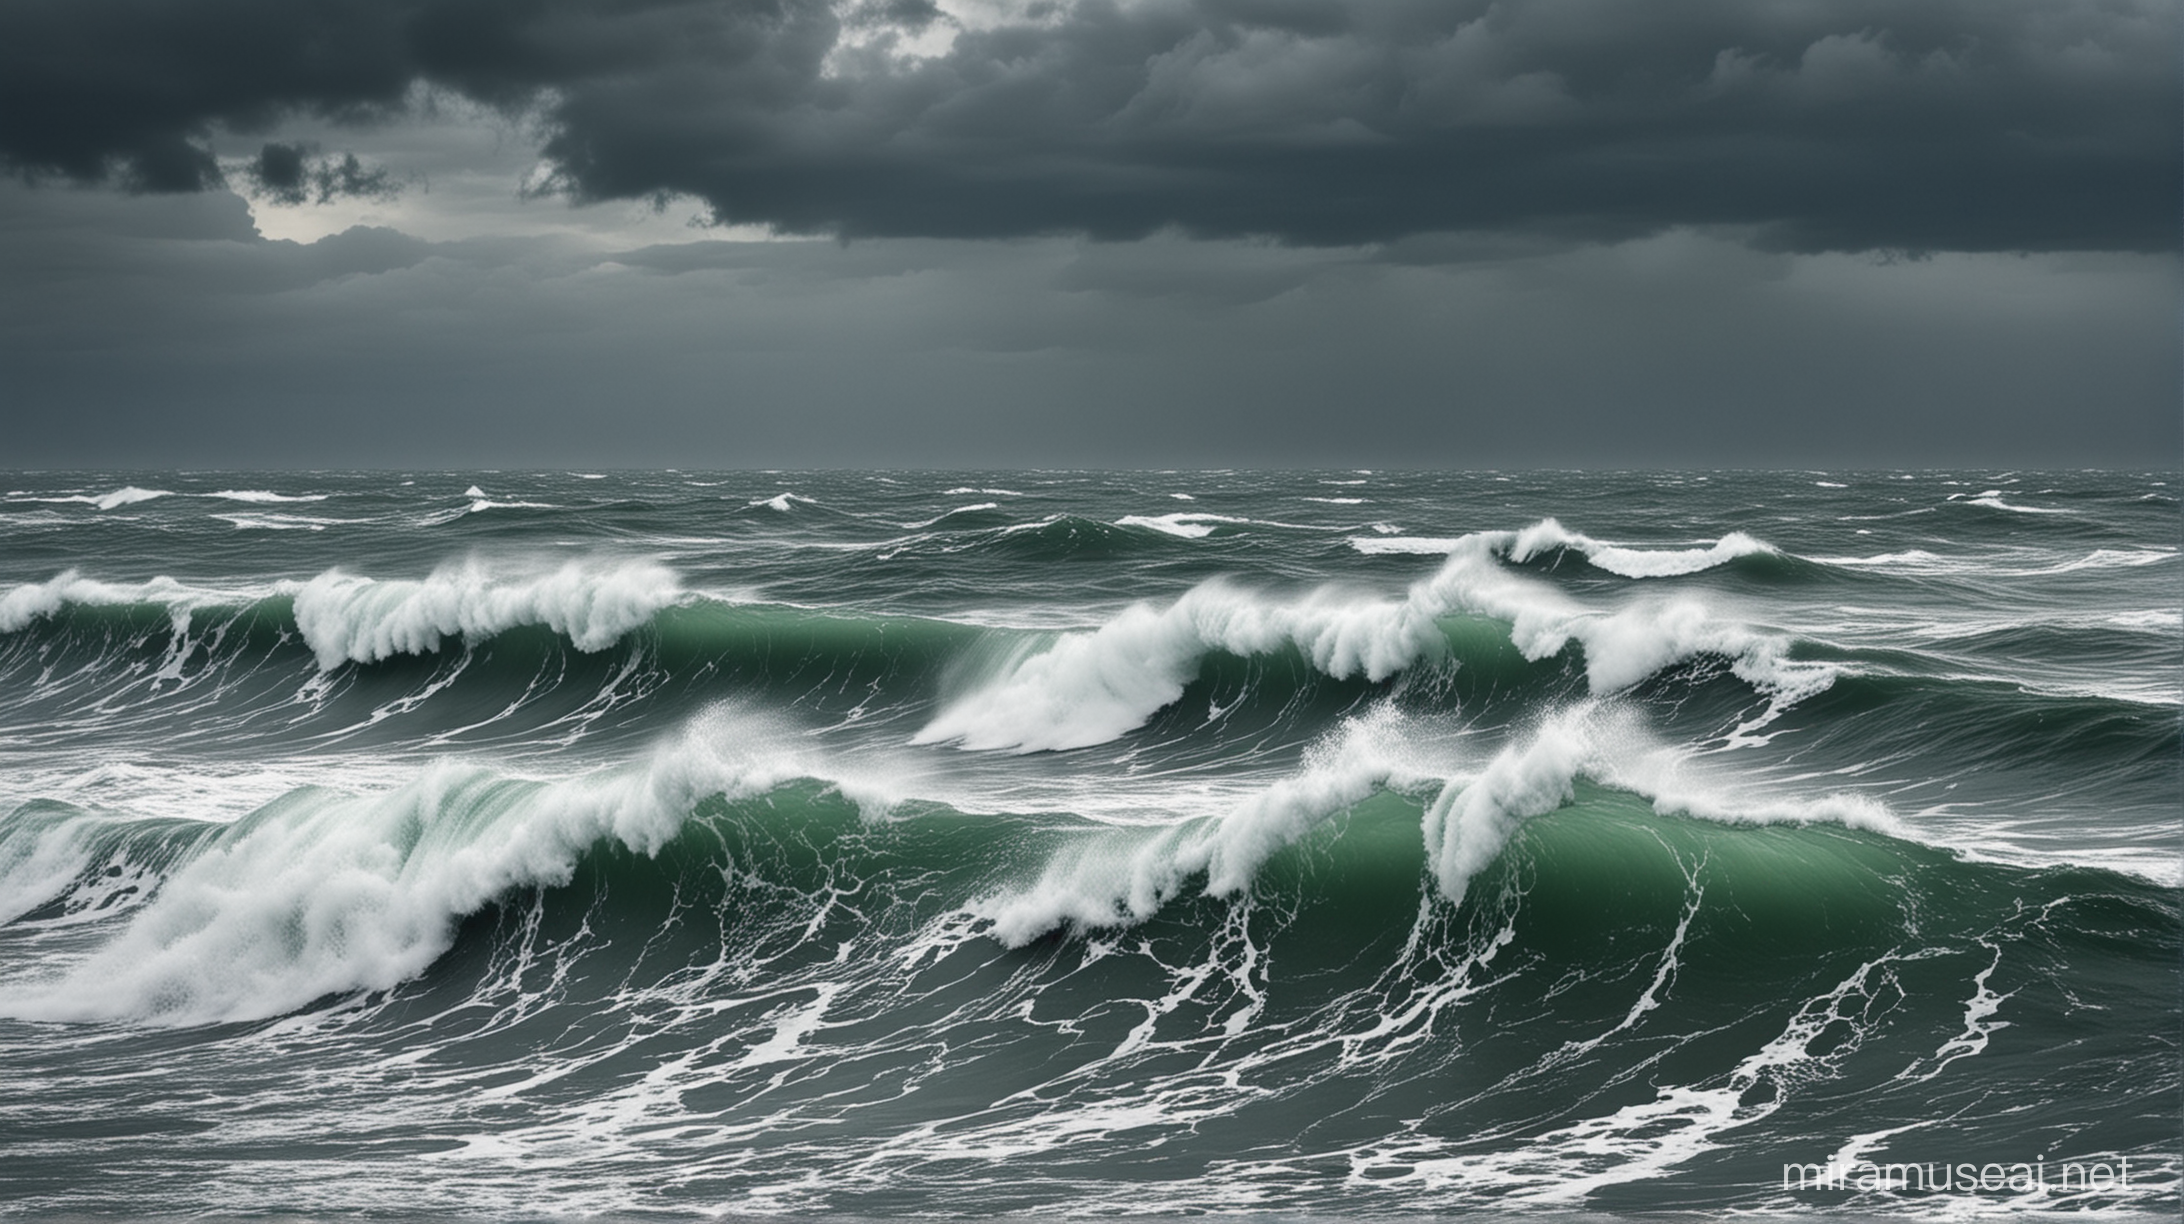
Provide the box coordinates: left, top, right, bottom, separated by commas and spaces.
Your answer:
1, 0, 2172, 250
1, 181, 2172, 467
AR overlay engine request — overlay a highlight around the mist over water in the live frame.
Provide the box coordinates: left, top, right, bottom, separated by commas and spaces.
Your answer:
0, 470, 2176, 1218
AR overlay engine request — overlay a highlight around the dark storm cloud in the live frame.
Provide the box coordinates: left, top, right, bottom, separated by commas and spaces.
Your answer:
0, 0, 2172, 251
247, 144, 405, 205
0, 183, 2172, 469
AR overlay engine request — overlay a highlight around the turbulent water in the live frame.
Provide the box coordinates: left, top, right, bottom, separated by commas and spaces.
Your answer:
0, 470, 2176, 1219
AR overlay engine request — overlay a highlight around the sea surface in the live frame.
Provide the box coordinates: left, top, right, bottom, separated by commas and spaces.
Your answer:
0, 470, 2176, 1219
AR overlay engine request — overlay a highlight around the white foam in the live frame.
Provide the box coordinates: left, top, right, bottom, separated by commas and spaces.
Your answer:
751, 493, 816, 512
1815, 549, 1958, 574
1114, 513, 1253, 539
213, 512, 334, 531
1419, 706, 1886, 908
2042, 548, 2176, 574
1505, 518, 1776, 578
2107, 609, 2182, 630
292, 558, 683, 669
1349, 519, 1774, 578
0, 717, 899, 1026
3, 491, 155, 509
904, 503, 999, 529
1349, 536, 1466, 555
1349, 954, 1912, 1201
0, 571, 276, 634
1814, 546, 2173, 579
912, 578, 1447, 752
919, 530, 1830, 753
1897, 940, 2009, 1085
974, 714, 1429, 943
1420, 714, 1594, 906
1955, 491, 2072, 515
95, 486, 170, 511
208, 490, 330, 504
732, 984, 844, 1068
977, 707, 1898, 942
0, 812, 107, 927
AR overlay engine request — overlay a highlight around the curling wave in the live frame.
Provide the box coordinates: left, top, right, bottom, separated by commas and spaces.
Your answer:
917, 532, 1832, 752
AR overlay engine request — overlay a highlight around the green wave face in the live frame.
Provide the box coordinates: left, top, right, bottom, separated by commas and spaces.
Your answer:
0, 470, 2175, 1217
1, 766, 2174, 1213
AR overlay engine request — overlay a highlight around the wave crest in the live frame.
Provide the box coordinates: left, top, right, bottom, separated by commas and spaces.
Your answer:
918, 531, 1831, 753
291, 558, 683, 669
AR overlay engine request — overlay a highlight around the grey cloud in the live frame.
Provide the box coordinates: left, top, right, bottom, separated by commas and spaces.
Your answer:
0, 0, 2170, 251
248, 143, 406, 205
0, 184, 2171, 468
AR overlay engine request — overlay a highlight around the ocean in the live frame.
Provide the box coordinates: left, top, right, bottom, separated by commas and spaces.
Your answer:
0, 469, 2176, 1219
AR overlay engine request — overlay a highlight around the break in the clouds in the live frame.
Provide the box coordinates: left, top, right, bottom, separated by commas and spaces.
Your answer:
0, 0, 2172, 252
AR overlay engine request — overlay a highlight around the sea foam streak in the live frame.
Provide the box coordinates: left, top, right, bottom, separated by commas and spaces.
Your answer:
1115, 513, 1254, 539
917, 528, 1827, 752
4, 487, 173, 511
1350, 518, 1774, 578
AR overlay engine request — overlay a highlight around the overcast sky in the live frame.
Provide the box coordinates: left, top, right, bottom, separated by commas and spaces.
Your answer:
1, 0, 2174, 468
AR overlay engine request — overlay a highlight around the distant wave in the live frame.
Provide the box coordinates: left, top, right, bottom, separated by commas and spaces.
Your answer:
1814, 547, 2175, 578
0, 558, 685, 670
917, 529, 1828, 753
4, 486, 174, 511
1950, 489, 2073, 515
1349, 518, 1776, 579
1505, 518, 1777, 578
293, 559, 683, 669
208, 490, 329, 504
1114, 512, 1255, 539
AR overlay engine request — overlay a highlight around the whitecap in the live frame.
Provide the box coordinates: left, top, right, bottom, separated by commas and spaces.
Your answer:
751, 493, 816, 512
291, 557, 683, 669
208, 490, 329, 504
916, 530, 1829, 753
0, 720, 899, 1025
1115, 513, 1253, 539
96, 487, 170, 511
1506, 518, 1776, 578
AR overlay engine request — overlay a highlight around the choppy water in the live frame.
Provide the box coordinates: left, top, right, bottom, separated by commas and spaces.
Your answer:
0, 470, 2176, 1218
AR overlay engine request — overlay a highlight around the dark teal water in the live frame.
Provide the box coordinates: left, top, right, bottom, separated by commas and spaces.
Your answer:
0, 471, 2176, 1218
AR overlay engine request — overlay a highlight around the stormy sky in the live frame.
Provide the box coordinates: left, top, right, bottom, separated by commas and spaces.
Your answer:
0, 0, 2174, 467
